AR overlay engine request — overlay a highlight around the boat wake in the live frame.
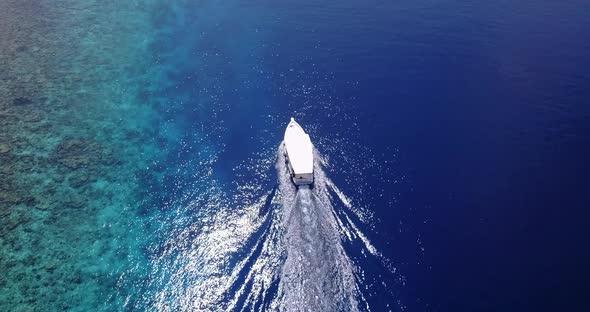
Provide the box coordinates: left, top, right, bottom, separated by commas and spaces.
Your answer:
273, 145, 361, 312
130, 144, 393, 311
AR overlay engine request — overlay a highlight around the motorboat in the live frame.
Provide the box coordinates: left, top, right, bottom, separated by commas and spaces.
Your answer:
283, 118, 314, 186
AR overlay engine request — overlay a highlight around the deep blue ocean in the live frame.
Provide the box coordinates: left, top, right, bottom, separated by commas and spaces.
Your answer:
1, 0, 589, 311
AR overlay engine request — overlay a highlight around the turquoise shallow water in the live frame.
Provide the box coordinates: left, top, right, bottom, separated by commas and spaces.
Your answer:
1, 1, 162, 310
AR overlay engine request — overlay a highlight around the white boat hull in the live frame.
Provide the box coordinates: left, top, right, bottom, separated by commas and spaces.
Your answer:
284, 118, 314, 186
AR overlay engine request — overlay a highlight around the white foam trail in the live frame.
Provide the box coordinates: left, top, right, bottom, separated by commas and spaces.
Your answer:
139, 143, 388, 311
273, 144, 361, 312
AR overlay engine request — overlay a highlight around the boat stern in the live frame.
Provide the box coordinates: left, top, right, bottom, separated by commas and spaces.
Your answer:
292, 172, 314, 186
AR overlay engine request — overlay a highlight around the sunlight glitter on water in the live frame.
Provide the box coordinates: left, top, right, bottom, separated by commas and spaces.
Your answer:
130, 144, 394, 311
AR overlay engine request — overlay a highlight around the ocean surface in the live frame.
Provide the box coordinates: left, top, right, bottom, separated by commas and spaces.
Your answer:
1, 0, 589, 311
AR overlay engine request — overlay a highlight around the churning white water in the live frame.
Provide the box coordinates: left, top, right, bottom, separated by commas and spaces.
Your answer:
273, 144, 361, 311
141, 144, 387, 311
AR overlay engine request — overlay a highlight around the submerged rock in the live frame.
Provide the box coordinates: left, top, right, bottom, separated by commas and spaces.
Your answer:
0, 143, 10, 154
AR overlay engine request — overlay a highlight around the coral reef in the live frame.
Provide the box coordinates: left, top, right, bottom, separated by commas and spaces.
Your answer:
54, 139, 105, 170
0, 0, 165, 310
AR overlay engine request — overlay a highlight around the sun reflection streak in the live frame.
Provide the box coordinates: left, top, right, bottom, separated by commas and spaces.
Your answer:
133, 144, 396, 311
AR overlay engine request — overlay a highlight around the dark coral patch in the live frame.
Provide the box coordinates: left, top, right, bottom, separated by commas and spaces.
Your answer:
0, 211, 30, 236
68, 172, 97, 188
54, 139, 104, 170
63, 195, 86, 209
0, 187, 35, 207
12, 97, 33, 106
